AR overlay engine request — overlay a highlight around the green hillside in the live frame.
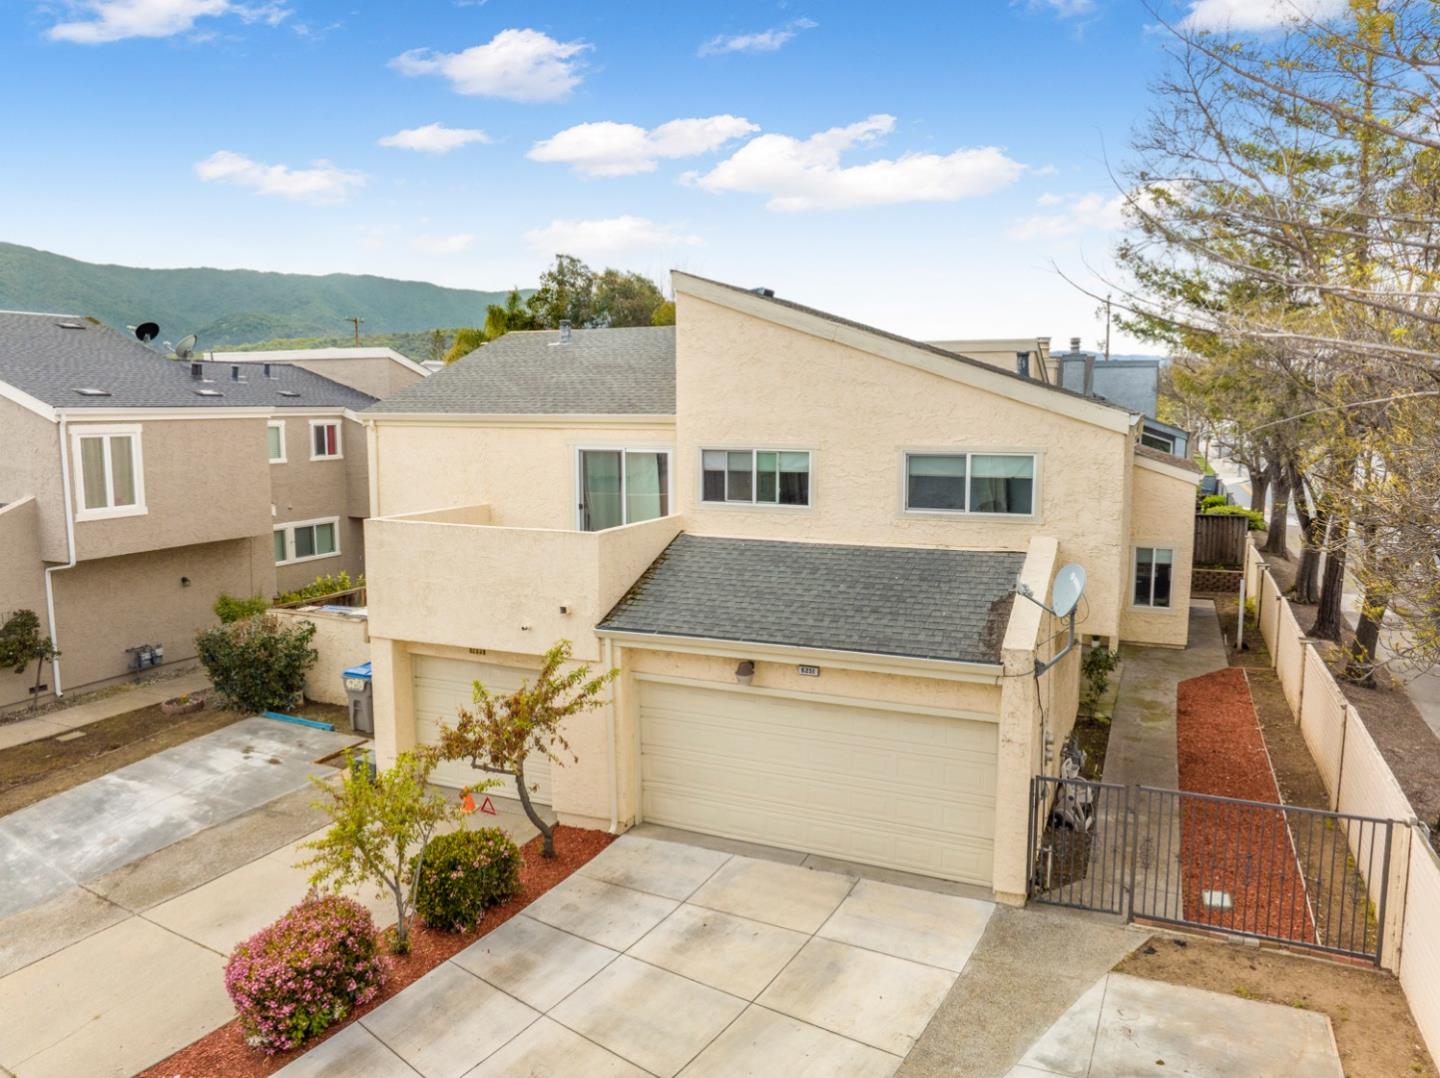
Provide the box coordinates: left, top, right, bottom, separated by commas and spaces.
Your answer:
0, 242, 517, 348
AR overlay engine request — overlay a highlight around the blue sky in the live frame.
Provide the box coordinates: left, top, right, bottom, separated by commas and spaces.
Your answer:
0, 0, 1307, 347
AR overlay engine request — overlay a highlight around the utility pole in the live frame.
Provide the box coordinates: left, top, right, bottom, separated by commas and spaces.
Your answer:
1103, 294, 1112, 362
348, 316, 364, 345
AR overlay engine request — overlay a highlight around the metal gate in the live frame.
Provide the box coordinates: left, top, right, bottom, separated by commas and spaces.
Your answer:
1028, 775, 1398, 965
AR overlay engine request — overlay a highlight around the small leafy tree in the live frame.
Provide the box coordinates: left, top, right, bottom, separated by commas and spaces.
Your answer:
0, 609, 58, 714
214, 593, 269, 623
437, 640, 617, 857
195, 614, 316, 713
443, 327, 487, 365
299, 750, 460, 953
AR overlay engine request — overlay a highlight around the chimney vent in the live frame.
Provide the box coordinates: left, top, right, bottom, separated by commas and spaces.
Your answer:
558, 319, 572, 344
190, 362, 202, 380
230, 365, 242, 382
263, 363, 273, 379
1070, 336, 1082, 353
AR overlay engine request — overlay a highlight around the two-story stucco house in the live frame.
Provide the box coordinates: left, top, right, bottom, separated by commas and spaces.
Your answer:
360, 273, 1200, 903
0, 313, 406, 710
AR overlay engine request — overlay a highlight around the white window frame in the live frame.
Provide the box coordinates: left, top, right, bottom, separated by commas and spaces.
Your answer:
699, 447, 814, 509
274, 516, 342, 566
1131, 545, 1176, 609
267, 420, 287, 464
308, 419, 343, 461
900, 449, 1040, 520
71, 424, 147, 521
573, 446, 675, 531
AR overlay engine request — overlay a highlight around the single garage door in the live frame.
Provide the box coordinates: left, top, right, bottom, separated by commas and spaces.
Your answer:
639, 679, 997, 885
412, 654, 552, 805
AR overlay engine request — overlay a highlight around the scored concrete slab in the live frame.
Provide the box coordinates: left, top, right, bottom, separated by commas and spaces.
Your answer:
0, 716, 68, 749
0, 884, 129, 978
759, 937, 957, 1057
452, 914, 618, 1011
521, 873, 678, 950
359, 962, 538, 1078
628, 902, 808, 1000
577, 832, 732, 900
688, 856, 855, 933
465, 1016, 648, 1077
817, 878, 993, 972
0, 916, 231, 1078
549, 954, 746, 1078
683, 1005, 902, 1078
1014, 976, 1109, 1076
277, 1022, 420, 1078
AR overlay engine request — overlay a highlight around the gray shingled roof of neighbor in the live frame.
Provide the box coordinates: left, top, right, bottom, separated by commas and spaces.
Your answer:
368, 326, 677, 415
0, 311, 377, 410
599, 533, 1026, 664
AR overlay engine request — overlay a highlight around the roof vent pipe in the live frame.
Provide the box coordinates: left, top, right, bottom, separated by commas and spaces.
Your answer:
230, 365, 241, 382
263, 363, 273, 379
190, 362, 202, 380
1070, 336, 1082, 352
558, 319, 572, 344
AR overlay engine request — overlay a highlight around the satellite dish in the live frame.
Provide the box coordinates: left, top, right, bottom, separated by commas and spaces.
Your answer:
133, 322, 160, 343
1052, 563, 1087, 619
173, 334, 198, 360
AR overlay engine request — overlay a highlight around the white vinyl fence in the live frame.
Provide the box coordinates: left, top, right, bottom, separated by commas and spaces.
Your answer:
1245, 541, 1440, 1061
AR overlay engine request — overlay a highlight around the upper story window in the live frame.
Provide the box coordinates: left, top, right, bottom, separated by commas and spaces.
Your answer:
310, 420, 342, 460
905, 452, 1035, 516
73, 425, 145, 520
1133, 547, 1173, 608
702, 449, 811, 507
275, 517, 340, 565
267, 420, 286, 463
1140, 428, 1176, 454
578, 448, 671, 531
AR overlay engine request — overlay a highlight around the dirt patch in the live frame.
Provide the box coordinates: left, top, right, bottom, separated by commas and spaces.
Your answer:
0, 699, 354, 817
1117, 934, 1436, 1078
140, 825, 614, 1078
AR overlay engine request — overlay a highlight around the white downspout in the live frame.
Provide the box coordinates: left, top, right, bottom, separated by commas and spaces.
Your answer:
604, 637, 619, 834
43, 414, 78, 698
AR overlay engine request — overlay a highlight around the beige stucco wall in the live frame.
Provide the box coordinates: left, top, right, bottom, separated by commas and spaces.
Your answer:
269, 413, 368, 593
675, 292, 1135, 642
0, 498, 55, 710
1118, 457, 1195, 647
290, 356, 423, 400
269, 607, 370, 705
0, 399, 65, 562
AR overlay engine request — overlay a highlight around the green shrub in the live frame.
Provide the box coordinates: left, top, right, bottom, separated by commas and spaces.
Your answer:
275, 571, 364, 606
196, 614, 317, 714
214, 593, 270, 623
413, 828, 521, 931
1198, 493, 1229, 510
1080, 646, 1120, 708
1203, 504, 1267, 530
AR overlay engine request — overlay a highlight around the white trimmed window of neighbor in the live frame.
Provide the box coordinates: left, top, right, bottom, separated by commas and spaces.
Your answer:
309, 419, 342, 460
577, 448, 672, 531
1133, 546, 1174, 608
73, 425, 145, 520
267, 420, 286, 463
904, 452, 1035, 515
701, 449, 811, 506
275, 517, 340, 565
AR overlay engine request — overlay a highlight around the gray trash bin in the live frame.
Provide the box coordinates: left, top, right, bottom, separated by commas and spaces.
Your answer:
343, 661, 374, 735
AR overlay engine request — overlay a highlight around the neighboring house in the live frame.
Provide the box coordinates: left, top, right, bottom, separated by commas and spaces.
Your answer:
359, 273, 1200, 903
0, 313, 377, 710
1050, 338, 1191, 458
927, 336, 1054, 384
211, 346, 428, 401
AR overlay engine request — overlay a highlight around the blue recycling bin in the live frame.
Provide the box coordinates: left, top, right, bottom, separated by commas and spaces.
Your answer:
342, 661, 374, 735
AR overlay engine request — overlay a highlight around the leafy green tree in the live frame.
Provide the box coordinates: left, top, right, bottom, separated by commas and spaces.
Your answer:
0, 609, 58, 713
299, 750, 462, 953
483, 288, 538, 341
527, 254, 596, 328
195, 614, 316, 713
443, 327, 487, 365
438, 640, 616, 857
592, 269, 666, 327
650, 300, 676, 326
427, 329, 447, 365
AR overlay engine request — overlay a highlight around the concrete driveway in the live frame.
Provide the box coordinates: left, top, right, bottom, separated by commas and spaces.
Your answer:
281, 832, 996, 1077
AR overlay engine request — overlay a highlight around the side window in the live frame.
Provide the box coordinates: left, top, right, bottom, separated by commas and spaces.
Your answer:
74, 426, 145, 519
701, 449, 811, 506
267, 421, 286, 463
905, 452, 1035, 515
1133, 547, 1174, 608
310, 421, 341, 460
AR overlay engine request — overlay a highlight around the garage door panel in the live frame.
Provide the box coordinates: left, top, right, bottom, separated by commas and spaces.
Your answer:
639, 680, 997, 885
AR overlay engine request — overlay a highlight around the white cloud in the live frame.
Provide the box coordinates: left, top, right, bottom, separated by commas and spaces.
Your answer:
378, 123, 491, 154
528, 115, 759, 178
1179, 0, 1347, 32
1009, 190, 1127, 240
47, 0, 287, 43
194, 150, 365, 204
1023, 0, 1096, 16
698, 17, 816, 56
689, 114, 1025, 212
522, 215, 702, 259
413, 233, 476, 255
390, 28, 589, 102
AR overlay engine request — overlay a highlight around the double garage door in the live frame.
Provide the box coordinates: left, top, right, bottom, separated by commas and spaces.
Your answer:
639, 679, 998, 886
412, 655, 552, 804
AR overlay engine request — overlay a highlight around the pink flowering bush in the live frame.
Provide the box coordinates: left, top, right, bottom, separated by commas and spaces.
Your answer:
224, 893, 388, 1054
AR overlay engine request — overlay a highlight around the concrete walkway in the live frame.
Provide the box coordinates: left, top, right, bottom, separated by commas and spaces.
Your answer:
0, 668, 212, 750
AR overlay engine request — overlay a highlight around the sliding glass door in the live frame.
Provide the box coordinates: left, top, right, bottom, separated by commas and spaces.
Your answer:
579, 449, 670, 531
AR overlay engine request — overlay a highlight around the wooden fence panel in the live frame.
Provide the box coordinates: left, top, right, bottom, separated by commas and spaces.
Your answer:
1194, 513, 1249, 566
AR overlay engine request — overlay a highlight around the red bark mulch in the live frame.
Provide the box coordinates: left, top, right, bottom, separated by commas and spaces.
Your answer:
140, 825, 614, 1078
1175, 667, 1317, 946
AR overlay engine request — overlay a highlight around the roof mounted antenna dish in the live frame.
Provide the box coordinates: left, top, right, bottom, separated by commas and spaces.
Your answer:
1015, 563, 1087, 676
173, 334, 198, 361
132, 322, 160, 344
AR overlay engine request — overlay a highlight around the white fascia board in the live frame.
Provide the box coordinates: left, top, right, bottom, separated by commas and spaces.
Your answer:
1134, 451, 1204, 484
214, 347, 429, 378
673, 272, 1133, 435
56, 406, 349, 421
0, 380, 57, 422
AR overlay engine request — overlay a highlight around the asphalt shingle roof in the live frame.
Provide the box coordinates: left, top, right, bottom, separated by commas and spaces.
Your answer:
599, 534, 1024, 664
0, 311, 377, 410
368, 326, 676, 415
